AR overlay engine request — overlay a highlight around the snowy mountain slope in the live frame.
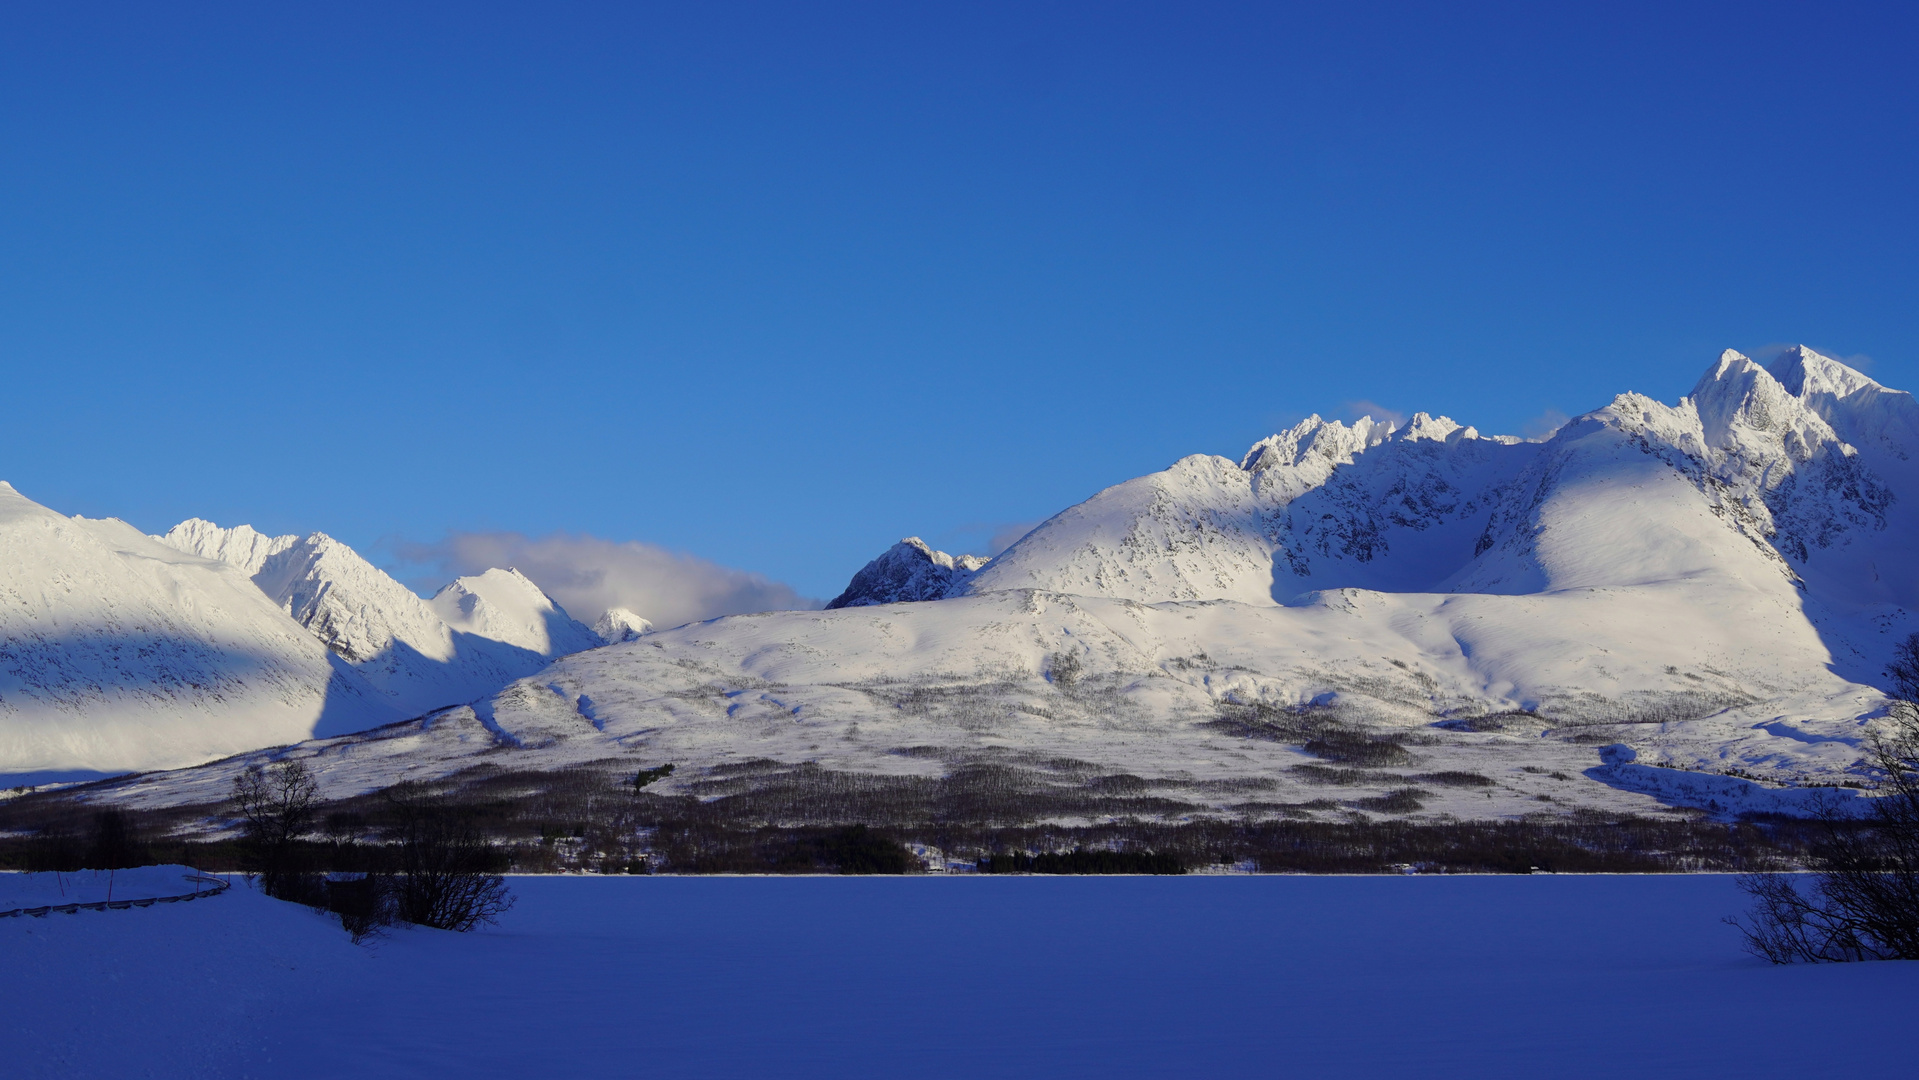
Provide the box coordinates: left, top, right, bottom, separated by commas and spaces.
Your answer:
826, 538, 989, 608
80, 348, 1918, 821
94, 577, 1872, 820
161, 523, 604, 718
950, 348, 1909, 632
428, 568, 602, 657
0, 485, 399, 775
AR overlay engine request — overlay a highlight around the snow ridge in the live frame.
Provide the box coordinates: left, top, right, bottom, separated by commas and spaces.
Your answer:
160, 525, 603, 720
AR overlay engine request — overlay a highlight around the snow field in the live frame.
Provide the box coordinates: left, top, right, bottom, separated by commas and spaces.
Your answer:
2, 874, 1915, 1078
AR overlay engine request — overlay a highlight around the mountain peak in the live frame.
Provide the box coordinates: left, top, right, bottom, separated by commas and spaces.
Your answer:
826, 537, 988, 608
431, 567, 600, 656
594, 607, 653, 642
1765, 344, 1881, 400
1239, 415, 1395, 473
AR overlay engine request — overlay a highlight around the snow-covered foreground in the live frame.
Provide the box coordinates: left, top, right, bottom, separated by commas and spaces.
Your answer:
3, 874, 1914, 1079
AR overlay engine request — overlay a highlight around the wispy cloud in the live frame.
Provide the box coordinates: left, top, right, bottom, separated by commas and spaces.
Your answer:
394, 532, 817, 631
1343, 399, 1405, 427
986, 521, 1042, 555
1523, 408, 1570, 440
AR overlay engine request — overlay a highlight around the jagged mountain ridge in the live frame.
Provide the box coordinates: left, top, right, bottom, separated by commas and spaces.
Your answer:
90, 347, 1918, 823
0, 485, 401, 775
951, 348, 1913, 627
160, 522, 605, 720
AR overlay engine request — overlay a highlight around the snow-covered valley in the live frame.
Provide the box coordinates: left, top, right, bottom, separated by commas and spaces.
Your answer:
8, 346, 1917, 823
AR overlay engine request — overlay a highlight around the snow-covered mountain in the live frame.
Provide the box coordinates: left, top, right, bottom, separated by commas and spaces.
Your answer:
75, 348, 1919, 822
160, 523, 603, 720
0, 485, 400, 776
826, 538, 989, 608
427, 567, 603, 657
593, 608, 652, 643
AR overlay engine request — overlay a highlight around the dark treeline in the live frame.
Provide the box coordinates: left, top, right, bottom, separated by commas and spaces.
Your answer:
978, 849, 1186, 875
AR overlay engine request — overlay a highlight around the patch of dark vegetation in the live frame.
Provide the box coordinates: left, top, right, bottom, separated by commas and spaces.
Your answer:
1303, 731, 1412, 767
632, 763, 675, 791
669, 759, 1201, 827
1085, 774, 1152, 795
1289, 764, 1374, 786
1416, 771, 1496, 788
1348, 788, 1426, 814
977, 849, 1186, 875
1435, 710, 1543, 733
1209, 700, 1413, 766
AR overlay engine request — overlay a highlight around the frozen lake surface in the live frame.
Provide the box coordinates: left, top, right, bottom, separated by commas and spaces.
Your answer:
4, 872, 1915, 1078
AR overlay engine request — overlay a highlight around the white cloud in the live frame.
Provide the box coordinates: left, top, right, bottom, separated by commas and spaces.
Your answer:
1523, 408, 1570, 441
396, 532, 817, 631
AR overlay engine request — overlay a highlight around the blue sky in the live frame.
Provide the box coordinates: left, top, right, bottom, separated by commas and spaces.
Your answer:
3, 2, 1915, 601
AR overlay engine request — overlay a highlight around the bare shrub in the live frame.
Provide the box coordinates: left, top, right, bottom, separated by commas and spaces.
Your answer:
1729, 633, 1919, 962
385, 784, 515, 932
326, 874, 397, 942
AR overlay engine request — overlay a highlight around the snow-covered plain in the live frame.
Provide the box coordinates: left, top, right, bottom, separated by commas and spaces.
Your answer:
2, 873, 1914, 1079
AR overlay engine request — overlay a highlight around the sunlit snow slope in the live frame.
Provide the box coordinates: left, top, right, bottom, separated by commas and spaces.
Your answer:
160, 523, 603, 719
0, 486, 399, 774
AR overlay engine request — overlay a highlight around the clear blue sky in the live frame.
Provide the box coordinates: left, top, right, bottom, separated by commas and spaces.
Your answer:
3, 2, 1915, 599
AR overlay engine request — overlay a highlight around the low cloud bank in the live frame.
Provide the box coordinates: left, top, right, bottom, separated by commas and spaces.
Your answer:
398, 532, 818, 631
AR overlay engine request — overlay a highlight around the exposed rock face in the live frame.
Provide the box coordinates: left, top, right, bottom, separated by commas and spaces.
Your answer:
824, 538, 989, 608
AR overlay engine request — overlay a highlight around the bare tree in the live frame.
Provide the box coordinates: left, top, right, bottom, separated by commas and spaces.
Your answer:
231, 759, 320, 896
1729, 632, 1919, 961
